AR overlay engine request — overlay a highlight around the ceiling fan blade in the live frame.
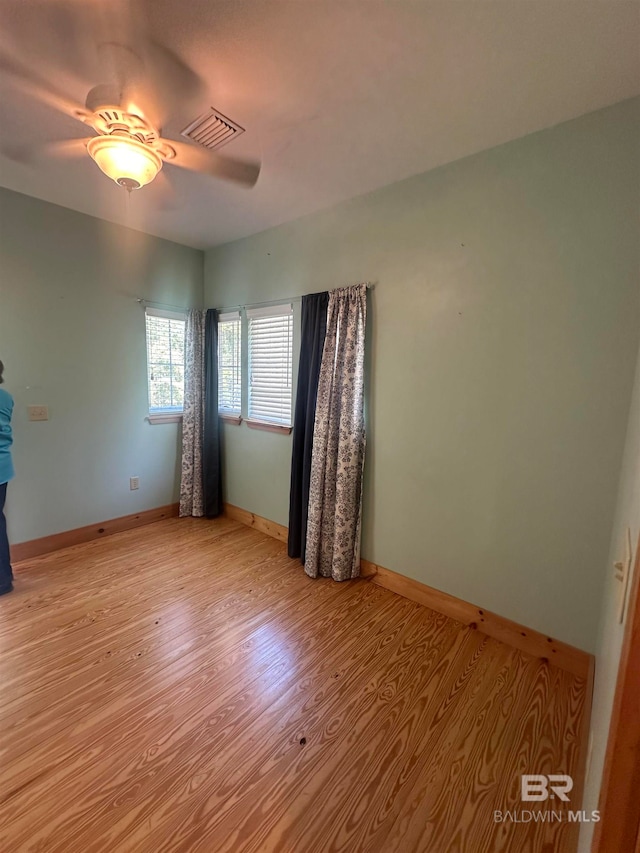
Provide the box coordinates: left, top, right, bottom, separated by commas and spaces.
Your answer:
92, 37, 206, 130
42, 138, 90, 159
162, 139, 261, 188
131, 40, 207, 129
1, 136, 89, 165
0, 52, 87, 123
96, 42, 142, 110
0, 0, 139, 87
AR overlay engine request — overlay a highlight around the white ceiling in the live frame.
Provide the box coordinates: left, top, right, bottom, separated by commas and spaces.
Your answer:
0, 1, 638, 250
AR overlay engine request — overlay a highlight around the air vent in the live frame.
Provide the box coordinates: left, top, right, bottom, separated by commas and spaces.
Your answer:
180, 108, 245, 151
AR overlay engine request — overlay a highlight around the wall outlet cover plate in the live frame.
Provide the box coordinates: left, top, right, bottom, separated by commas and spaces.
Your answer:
27, 405, 49, 421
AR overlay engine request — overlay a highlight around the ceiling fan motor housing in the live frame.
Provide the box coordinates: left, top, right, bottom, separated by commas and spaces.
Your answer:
83, 107, 176, 190
90, 107, 158, 144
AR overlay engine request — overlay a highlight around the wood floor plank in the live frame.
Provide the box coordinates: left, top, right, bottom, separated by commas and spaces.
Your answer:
134, 607, 467, 853
0, 518, 587, 853
1, 559, 355, 794
8, 588, 416, 852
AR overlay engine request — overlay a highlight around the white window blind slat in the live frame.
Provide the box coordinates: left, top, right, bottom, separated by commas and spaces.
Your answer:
145, 308, 186, 413
248, 307, 293, 426
246, 304, 293, 319
218, 312, 242, 415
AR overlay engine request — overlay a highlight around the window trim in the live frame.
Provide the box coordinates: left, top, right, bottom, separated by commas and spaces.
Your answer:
147, 412, 183, 425
245, 418, 292, 435
146, 307, 186, 322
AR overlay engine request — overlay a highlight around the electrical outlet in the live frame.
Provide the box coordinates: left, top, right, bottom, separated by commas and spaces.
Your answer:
27, 405, 49, 421
130, 476, 140, 491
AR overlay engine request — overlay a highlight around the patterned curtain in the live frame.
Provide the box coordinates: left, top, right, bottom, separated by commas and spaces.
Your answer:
179, 309, 206, 517
305, 284, 367, 581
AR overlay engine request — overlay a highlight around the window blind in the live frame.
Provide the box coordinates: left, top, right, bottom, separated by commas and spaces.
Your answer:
145, 308, 186, 413
218, 311, 242, 415
247, 304, 293, 426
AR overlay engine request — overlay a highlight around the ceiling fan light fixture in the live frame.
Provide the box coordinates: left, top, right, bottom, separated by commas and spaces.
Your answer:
87, 135, 162, 189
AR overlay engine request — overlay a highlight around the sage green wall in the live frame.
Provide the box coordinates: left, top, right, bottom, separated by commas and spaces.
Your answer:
0, 187, 203, 543
579, 336, 640, 851
205, 98, 640, 652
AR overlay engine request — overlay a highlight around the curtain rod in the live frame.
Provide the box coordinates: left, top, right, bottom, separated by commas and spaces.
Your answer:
217, 296, 302, 314
136, 283, 375, 315
215, 283, 375, 315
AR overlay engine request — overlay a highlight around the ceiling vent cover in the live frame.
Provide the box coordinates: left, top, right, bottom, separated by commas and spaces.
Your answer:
180, 108, 245, 151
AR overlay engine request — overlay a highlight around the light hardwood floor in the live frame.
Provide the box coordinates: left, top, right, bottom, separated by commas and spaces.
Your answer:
0, 517, 586, 853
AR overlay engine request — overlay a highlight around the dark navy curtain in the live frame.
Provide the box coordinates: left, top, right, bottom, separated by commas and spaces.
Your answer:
203, 308, 223, 517
288, 291, 329, 562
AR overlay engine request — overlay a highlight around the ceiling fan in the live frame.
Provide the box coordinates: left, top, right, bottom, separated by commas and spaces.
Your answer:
0, 37, 261, 195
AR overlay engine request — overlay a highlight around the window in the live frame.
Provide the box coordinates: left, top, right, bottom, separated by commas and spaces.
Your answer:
145, 308, 186, 418
218, 311, 242, 417
247, 304, 293, 427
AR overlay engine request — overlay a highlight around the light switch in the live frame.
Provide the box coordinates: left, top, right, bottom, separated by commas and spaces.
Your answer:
28, 405, 49, 421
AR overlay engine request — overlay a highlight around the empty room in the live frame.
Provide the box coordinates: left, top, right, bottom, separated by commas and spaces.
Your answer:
0, 2, 639, 852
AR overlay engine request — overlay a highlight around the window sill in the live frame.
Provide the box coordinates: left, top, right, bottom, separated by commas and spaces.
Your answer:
245, 419, 292, 435
147, 412, 183, 424
220, 414, 242, 425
